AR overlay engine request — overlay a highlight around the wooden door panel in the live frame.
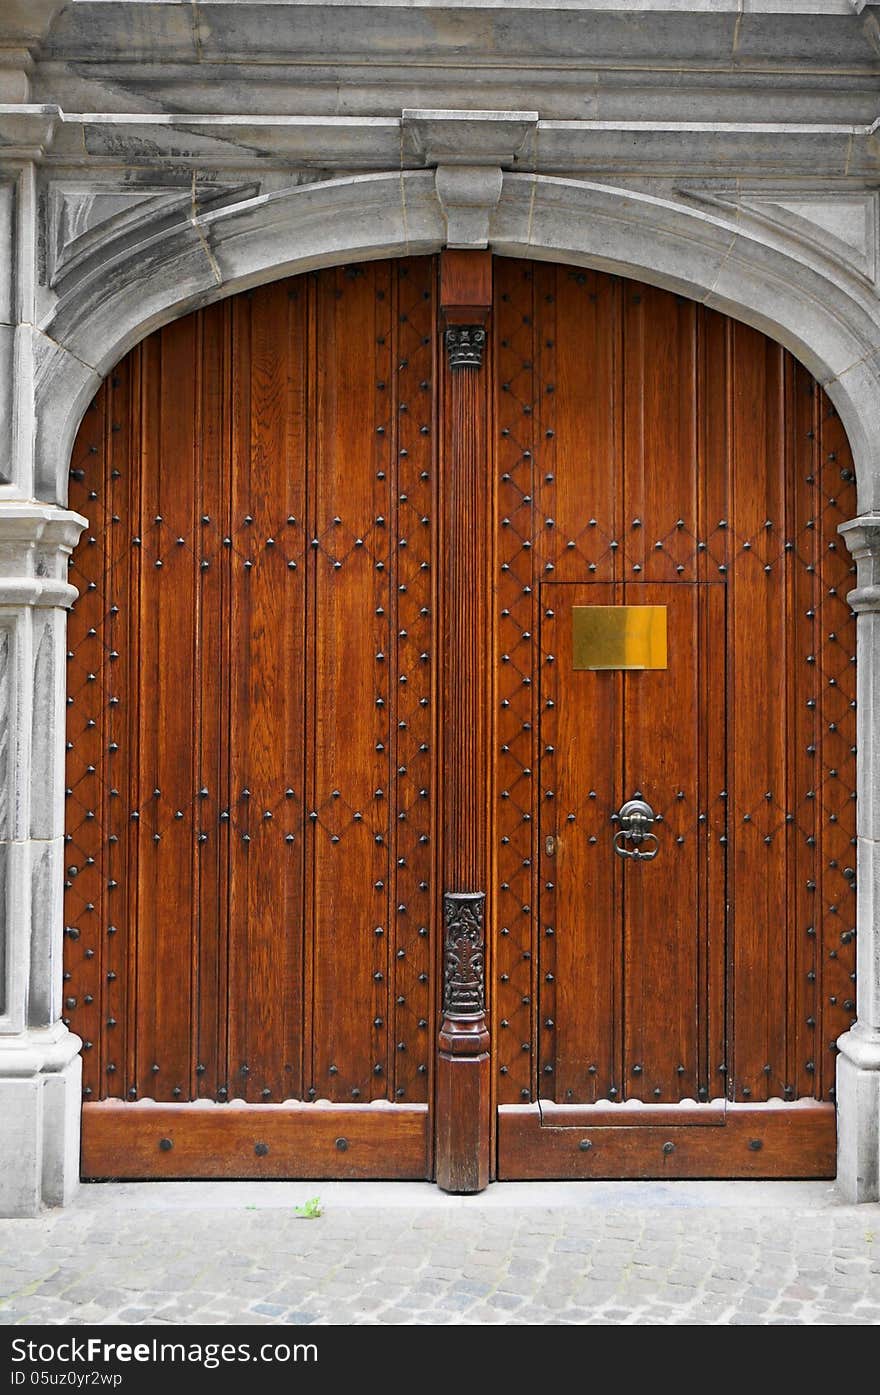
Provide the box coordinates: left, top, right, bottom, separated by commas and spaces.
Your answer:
540, 582, 725, 1107
65, 259, 437, 1179
492, 257, 855, 1180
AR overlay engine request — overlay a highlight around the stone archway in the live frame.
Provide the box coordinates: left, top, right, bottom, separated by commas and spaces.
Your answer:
4, 164, 880, 1212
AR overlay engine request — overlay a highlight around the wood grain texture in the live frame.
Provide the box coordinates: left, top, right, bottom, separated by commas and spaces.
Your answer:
435, 249, 493, 1191
82, 1101, 429, 1179
489, 257, 855, 1177
498, 1102, 836, 1179
440, 250, 493, 321
66, 260, 437, 1178
64, 254, 856, 1183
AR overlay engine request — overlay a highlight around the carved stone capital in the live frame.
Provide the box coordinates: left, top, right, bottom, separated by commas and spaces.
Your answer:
442, 891, 486, 1016
839, 515, 880, 609
443, 324, 487, 371
0, 504, 87, 609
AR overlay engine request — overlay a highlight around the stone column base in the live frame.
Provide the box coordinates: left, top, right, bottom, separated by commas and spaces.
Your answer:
0, 1024, 81, 1217
836, 1025, 880, 1203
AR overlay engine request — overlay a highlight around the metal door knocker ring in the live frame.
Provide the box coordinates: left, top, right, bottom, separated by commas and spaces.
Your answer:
612, 798, 659, 861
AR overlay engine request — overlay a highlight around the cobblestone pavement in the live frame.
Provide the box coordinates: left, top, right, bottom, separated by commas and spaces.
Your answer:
1, 1180, 879, 1326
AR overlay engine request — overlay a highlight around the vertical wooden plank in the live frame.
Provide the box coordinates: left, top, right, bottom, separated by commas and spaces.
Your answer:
122, 347, 144, 1103
786, 358, 820, 1102
392, 258, 437, 1107
64, 385, 108, 1100
310, 264, 392, 1104
226, 282, 309, 1103
728, 328, 789, 1102
493, 259, 538, 1108
624, 283, 699, 583
817, 389, 858, 1100
135, 317, 199, 1100
302, 274, 318, 1101
621, 583, 703, 1101
698, 308, 731, 1104
541, 583, 619, 1102
225, 290, 253, 1105
193, 299, 230, 1101
620, 285, 704, 1105
104, 359, 136, 1100
131, 330, 160, 1100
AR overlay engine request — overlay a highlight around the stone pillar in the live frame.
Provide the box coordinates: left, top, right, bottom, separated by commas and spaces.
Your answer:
0, 503, 86, 1215
837, 515, 880, 1202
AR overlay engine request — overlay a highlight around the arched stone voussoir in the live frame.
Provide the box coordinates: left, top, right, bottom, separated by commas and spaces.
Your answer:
201, 169, 442, 295
495, 173, 880, 513
35, 171, 445, 505
33, 331, 102, 508
35, 166, 880, 512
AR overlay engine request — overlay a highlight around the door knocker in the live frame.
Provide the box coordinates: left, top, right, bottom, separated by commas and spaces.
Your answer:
612, 798, 659, 861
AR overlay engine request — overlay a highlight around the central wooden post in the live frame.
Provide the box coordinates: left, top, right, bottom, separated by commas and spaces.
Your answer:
436, 249, 492, 1193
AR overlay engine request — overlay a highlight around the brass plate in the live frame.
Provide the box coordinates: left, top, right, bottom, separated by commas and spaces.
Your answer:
572, 605, 667, 670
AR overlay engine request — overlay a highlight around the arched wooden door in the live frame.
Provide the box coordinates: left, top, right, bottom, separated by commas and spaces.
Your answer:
64, 255, 855, 1182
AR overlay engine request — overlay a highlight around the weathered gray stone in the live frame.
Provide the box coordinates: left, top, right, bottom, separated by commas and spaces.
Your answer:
435, 165, 503, 249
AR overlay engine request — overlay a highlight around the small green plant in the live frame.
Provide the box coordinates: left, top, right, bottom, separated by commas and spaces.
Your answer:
294, 1196, 323, 1219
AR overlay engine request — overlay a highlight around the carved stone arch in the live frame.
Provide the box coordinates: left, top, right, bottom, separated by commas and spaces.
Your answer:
34, 169, 880, 513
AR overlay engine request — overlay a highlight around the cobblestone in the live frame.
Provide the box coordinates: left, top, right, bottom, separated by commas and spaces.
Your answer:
0, 1180, 878, 1326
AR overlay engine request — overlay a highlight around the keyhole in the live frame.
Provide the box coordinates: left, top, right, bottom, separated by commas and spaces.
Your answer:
545, 835, 557, 857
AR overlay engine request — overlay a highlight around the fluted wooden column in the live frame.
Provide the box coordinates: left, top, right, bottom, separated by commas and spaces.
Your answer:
436, 250, 492, 1193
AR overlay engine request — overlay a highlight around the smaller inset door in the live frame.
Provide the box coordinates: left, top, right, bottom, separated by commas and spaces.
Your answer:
538, 581, 727, 1115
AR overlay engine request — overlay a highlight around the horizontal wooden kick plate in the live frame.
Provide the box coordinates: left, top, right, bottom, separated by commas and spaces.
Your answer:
573, 605, 667, 670
81, 1101, 430, 1181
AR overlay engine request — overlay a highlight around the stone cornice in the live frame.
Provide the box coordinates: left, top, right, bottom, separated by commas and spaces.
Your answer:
3, 109, 880, 177
30, 2, 879, 69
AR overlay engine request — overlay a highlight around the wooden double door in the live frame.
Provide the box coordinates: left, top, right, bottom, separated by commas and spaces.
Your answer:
64, 254, 855, 1183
